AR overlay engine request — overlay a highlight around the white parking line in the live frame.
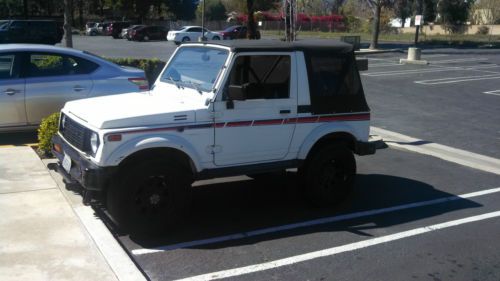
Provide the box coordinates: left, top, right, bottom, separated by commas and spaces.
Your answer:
131, 186, 500, 255
415, 75, 500, 85
369, 63, 403, 68
371, 127, 500, 175
430, 58, 488, 64
175, 211, 500, 281
363, 64, 499, 77
483, 90, 500, 96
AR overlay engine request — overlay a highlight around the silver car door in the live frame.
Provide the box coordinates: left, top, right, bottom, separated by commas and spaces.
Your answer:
24, 52, 93, 125
0, 52, 27, 127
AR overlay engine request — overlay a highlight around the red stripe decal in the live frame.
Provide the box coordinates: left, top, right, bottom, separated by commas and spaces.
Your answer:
297, 116, 319, 123
284, 118, 298, 124
213, 123, 226, 128
226, 121, 253, 127
253, 119, 284, 126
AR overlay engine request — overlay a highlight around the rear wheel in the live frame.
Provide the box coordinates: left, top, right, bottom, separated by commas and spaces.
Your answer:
212, 35, 220, 40
107, 160, 192, 235
303, 143, 356, 207
182, 36, 190, 43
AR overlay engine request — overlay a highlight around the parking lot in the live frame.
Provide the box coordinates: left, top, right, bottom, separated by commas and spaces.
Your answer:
4, 38, 500, 280
96, 49, 498, 280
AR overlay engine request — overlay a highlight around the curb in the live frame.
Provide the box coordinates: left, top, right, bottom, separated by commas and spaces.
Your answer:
355, 48, 404, 55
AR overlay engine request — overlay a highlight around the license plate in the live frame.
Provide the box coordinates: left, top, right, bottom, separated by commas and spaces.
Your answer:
62, 153, 72, 173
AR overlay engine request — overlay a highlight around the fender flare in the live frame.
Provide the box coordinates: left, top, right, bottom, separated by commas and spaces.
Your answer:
297, 123, 359, 160
105, 134, 203, 172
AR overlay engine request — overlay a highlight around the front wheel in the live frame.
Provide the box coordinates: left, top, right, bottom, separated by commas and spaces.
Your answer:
181, 36, 190, 43
303, 144, 356, 207
212, 36, 220, 40
106, 160, 192, 235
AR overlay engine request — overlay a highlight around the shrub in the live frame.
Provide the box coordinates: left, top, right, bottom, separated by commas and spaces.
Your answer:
37, 112, 60, 156
476, 25, 489, 35
106, 58, 166, 86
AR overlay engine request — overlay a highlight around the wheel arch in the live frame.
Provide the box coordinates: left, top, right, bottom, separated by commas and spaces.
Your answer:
105, 135, 202, 174
298, 125, 358, 161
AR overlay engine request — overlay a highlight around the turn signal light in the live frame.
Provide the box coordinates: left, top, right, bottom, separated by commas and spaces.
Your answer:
54, 143, 62, 153
107, 134, 122, 142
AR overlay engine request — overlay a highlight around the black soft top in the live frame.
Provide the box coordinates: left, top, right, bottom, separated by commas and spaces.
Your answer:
188, 39, 354, 54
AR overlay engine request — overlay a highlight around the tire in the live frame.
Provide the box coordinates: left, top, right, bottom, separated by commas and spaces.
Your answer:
143, 35, 149, 41
106, 160, 192, 235
303, 143, 356, 207
212, 36, 220, 40
182, 36, 190, 43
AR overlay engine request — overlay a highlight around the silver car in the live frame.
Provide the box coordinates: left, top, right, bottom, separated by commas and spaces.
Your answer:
0, 44, 147, 132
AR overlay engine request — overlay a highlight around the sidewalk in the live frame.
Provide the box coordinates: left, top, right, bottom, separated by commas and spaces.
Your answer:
0, 146, 141, 281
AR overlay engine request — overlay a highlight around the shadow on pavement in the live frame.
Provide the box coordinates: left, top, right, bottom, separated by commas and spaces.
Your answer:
129, 172, 481, 249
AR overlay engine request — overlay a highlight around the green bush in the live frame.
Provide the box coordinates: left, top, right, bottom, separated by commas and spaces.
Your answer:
106, 58, 166, 86
37, 112, 60, 156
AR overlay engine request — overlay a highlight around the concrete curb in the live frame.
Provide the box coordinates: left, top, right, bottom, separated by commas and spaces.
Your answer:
355, 48, 404, 55
44, 159, 147, 281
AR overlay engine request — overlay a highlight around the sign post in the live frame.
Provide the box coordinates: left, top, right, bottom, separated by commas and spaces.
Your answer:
414, 15, 422, 45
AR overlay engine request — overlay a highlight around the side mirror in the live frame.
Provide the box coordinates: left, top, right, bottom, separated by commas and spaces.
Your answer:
227, 85, 246, 101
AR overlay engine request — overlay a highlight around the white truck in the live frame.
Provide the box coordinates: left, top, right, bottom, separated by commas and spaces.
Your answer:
52, 40, 375, 233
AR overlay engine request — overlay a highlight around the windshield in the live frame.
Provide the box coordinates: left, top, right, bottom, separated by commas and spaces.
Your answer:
160, 47, 229, 92
0, 21, 9, 30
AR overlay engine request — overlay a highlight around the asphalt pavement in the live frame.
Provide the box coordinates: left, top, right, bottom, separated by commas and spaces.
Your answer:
6, 36, 500, 280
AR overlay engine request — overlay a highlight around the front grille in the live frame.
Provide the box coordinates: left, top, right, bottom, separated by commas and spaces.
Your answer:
60, 114, 90, 152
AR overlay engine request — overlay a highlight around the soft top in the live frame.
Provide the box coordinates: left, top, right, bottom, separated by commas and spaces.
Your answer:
185, 39, 354, 54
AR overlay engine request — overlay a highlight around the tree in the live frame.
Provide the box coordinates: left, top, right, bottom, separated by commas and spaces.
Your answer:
423, 0, 437, 22
472, 0, 500, 24
197, 0, 227, 21
438, 0, 474, 33
367, 0, 393, 49
394, 0, 413, 27
245, 0, 280, 39
63, 0, 73, 48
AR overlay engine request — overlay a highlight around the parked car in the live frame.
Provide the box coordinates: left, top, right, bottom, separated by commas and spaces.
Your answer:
218, 25, 260, 40
0, 44, 147, 132
51, 40, 375, 233
123, 25, 145, 39
107, 21, 131, 39
0, 20, 62, 45
86, 23, 100, 36
167, 26, 221, 44
130, 25, 168, 41
99, 22, 112, 35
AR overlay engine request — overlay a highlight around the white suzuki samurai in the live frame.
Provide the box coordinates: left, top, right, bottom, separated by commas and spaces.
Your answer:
52, 40, 375, 233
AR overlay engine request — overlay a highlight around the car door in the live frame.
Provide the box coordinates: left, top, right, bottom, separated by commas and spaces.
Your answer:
23, 52, 93, 125
187, 27, 202, 41
212, 53, 297, 166
0, 52, 26, 127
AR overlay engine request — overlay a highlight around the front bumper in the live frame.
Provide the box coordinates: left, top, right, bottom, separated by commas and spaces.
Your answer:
52, 134, 115, 193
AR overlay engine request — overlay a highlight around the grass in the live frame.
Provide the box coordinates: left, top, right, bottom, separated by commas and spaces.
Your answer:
261, 29, 500, 46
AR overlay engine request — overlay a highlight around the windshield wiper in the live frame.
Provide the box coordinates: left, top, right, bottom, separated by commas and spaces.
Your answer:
165, 76, 183, 89
183, 81, 203, 95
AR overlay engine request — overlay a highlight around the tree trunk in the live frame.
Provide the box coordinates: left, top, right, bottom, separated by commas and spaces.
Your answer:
370, 2, 381, 50
64, 0, 73, 48
247, 0, 257, 39
78, 0, 84, 29
23, 0, 29, 19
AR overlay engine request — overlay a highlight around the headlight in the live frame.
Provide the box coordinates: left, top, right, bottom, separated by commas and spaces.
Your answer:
90, 132, 99, 154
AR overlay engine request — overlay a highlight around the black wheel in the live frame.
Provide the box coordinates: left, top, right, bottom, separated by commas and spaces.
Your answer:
143, 35, 150, 41
303, 143, 356, 207
106, 160, 192, 234
212, 35, 220, 40
182, 36, 190, 43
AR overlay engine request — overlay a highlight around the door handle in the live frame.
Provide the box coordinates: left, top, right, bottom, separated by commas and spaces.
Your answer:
280, 109, 291, 114
73, 85, 86, 92
4, 89, 18, 96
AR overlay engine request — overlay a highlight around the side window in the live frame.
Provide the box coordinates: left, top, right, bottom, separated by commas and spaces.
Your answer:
0, 54, 17, 79
26, 53, 97, 77
225, 55, 291, 100
306, 52, 367, 114
189, 27, 202, 33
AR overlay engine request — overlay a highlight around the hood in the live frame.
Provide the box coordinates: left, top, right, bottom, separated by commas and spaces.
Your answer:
63, 91, 205, 129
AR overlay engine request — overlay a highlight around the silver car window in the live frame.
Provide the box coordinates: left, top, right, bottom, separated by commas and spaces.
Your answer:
26, 53, 98, 77
0, 54, 16, 79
